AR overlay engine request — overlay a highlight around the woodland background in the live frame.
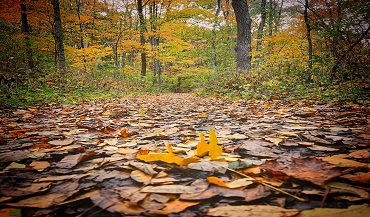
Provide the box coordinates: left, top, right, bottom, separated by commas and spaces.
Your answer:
0, 0, 369, 107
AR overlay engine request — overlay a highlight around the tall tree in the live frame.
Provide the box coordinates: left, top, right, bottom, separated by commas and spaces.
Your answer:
20, 0, 35, 70
304, 0, 313, 69
51, 0, 66, 74
149, 0, 161, 85
256, 0, 267, 53
232, 0, 252, 73
137, 0, 147, 76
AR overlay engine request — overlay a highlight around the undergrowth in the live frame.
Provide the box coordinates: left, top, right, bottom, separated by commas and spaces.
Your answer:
1, 66, 369, 109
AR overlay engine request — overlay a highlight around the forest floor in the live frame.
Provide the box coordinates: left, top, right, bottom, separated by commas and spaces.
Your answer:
0, 93, 369, 217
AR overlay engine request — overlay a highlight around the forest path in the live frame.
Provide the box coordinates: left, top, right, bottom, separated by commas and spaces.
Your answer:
0, 93, 369, 216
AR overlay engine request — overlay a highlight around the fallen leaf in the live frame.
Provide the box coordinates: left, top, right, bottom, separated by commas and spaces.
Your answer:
296, 204, 370, 217
157, 199, 199, 214
196, 133, 209, 157
324, 182, 369, 198
129, 161, 157, 176
244, 185, 271, 201
0, 182, 51, 197
30, 161, 50, 172
188, 161, 228, 174
5, 191, 76, 208
130, 170, 152, 183
341, 171, 370, 183
3, 162, 26, 171
207, 205, 299, 217
141, 185, 201, 194
321, 155, 368, 168
0, 150, 31, 163
33, 173, 90, 182
209, 129, 222, 160
49, 138, 74, 146
262, 158, 345, 185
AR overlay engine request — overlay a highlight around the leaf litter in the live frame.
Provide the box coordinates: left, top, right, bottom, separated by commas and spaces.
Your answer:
0, 93, 369, 216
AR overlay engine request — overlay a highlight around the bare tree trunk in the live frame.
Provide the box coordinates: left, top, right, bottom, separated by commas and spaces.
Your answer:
20, 0, 35, 70
75, 0, 84, 49
232, 0, 252, 73
149, 0, 161, 86
137, 0, 147, 76
257, 0, 267, 52
211, 0, 222, 71
51, 0, 66, 75
304, 0, 313, 69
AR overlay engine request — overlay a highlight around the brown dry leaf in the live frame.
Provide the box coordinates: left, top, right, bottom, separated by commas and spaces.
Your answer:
149, 194, 171, 203
349, 149, 370, 159
296, 204, 370, 217
324, 182, 369, 198
239, 140, 278, 158
49, 138, 74, 146
187, 161, 228, 174
180, 188, 218, 200
303, 134, 331, 144
262, 158, 345, 186
341, 171, 370, 183
91, 189, 144, 215
265, 137, 283, 145
0, 182, 51, 197
208, 186, 247, 198
56, 151, 97, 169
321, 155, 368, 168
33, 173, 90, 182
5, 191, 76, 208
0, 150, 31, 163
139, 196, 166, 210
148, 199, 200, 215
116, 186, 140, 199
307, 145, 339, 152
244, 185, 271, 202
207, 205, 299, 217
130, 170, 152, 183
129, 161, 157, 176
30, 161, 50, 172
141, 185, 200, 194
59, 189, 99, 206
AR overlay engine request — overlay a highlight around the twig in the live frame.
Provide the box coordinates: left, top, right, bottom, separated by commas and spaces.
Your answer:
320, 187, 331, 208
217, 163, 307, 202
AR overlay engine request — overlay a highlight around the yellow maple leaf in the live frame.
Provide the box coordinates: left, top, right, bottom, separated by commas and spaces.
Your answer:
196, 133, 209, 157
209, 129, 222, 160
165, 141, 174, 155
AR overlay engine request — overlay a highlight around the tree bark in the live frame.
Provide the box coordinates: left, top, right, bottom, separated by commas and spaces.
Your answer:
256, 0, 267, 52
20, 0, 35, 70
75, 0, 84, 49
304, 0, 313, 69
137, 0, 147, 76
51, 0, 66, 75
231, 0, 252, 73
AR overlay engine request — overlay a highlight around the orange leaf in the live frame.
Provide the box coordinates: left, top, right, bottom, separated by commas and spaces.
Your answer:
207, 176, 228, 188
